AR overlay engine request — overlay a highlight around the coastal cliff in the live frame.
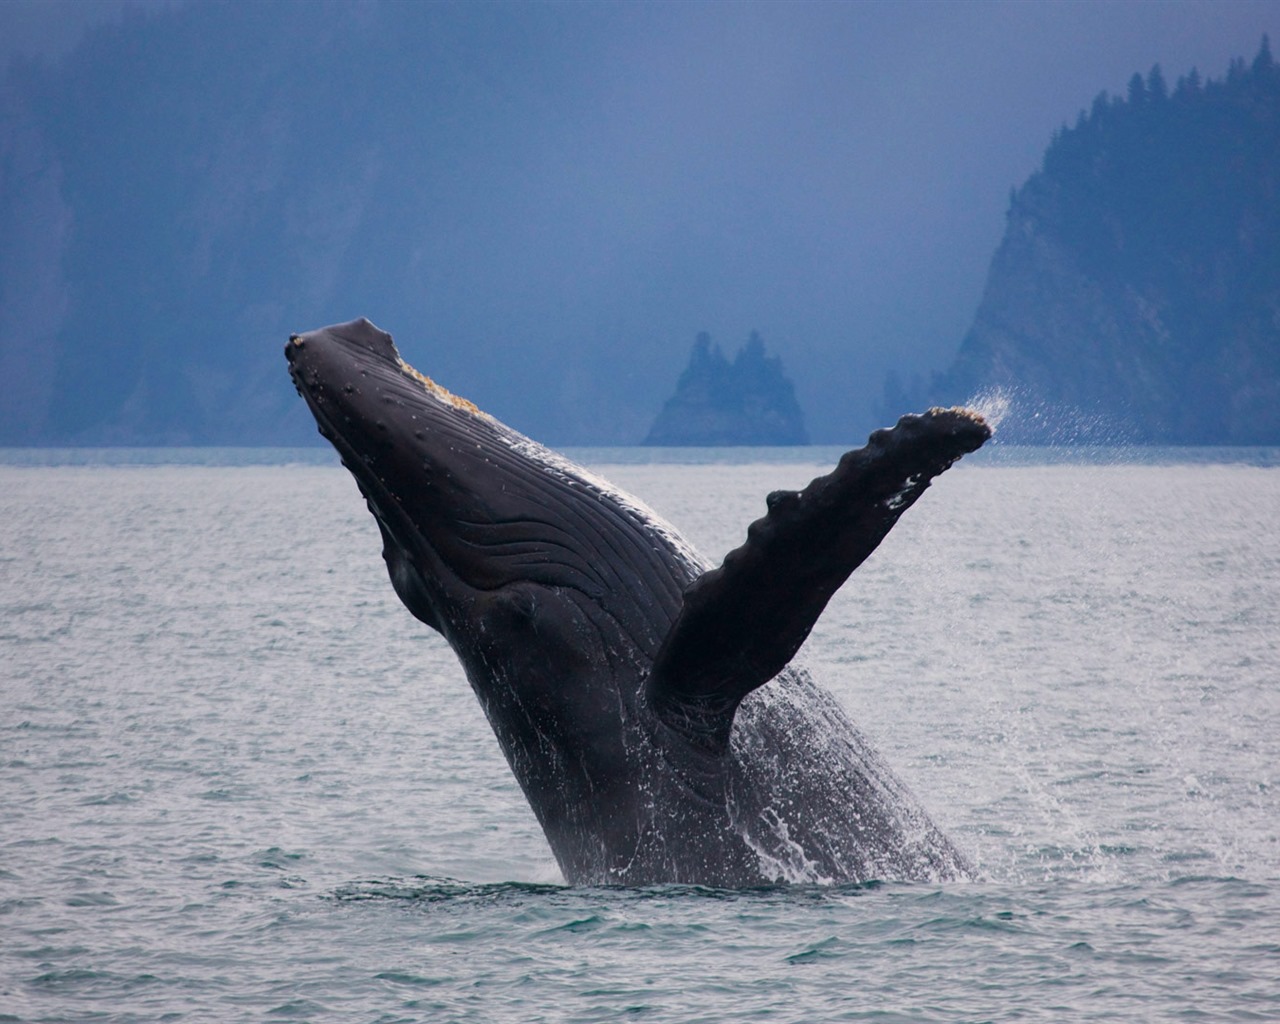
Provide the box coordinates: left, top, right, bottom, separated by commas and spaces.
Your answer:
934, 40, 1280, 443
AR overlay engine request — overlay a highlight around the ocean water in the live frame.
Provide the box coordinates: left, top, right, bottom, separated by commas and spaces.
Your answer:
2, 449, 1278, 1022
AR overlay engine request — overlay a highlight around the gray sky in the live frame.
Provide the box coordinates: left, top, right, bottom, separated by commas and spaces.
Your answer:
3, 0, 1278, 442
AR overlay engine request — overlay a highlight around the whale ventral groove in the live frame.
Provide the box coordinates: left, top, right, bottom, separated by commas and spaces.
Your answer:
286, 317, 991, 886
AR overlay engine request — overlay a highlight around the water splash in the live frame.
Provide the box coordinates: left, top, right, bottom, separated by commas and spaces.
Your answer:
960, 385, 1151, 449
967, 387, 1012, 432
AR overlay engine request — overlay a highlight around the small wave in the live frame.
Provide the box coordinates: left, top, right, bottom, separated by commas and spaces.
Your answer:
542, 914, 605, 934
79, 792, 137, 806
331, 876, 566, 904
330, 875, 893, 908
785, 936, 844, 964
255, 847, 306, 870
373, 970, 447, 987
266, 998, 328, 1017
63, 892, 119, 908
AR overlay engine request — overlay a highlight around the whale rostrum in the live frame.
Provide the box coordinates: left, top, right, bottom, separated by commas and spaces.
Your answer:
286, 318, 991, 885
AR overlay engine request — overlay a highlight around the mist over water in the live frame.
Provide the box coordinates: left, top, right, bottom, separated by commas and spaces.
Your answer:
2, 453, 1278, 1021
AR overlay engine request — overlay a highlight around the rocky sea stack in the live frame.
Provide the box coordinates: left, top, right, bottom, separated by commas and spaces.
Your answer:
645, 332, 808, 446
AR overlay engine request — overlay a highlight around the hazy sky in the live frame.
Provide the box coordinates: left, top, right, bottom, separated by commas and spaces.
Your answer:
3, 0, 1278, 442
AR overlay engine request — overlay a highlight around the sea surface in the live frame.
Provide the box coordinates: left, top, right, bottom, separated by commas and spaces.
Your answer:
2, 447, 1278, 1022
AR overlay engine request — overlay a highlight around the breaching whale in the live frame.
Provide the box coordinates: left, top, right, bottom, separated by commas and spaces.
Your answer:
286, 318, 990, 886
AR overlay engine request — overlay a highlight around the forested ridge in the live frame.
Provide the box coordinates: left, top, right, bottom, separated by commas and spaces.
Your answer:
934, 39, 1280, 443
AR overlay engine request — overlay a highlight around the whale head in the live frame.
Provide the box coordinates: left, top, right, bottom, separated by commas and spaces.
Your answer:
287, 318, 694, 633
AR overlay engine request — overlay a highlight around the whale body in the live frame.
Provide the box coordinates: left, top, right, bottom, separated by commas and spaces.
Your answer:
286, 318, 990, 885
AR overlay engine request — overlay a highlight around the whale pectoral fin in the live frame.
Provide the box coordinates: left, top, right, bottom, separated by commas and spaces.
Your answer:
646, 407, 991, 753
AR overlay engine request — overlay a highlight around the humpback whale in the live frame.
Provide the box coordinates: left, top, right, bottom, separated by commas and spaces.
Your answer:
286, 318, 990, 886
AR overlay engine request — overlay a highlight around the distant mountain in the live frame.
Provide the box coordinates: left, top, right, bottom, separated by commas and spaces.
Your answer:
0, 3, 664, 448
645, 331, 808, 445
0, 5, 378, 446
933, 39, 1280, 444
